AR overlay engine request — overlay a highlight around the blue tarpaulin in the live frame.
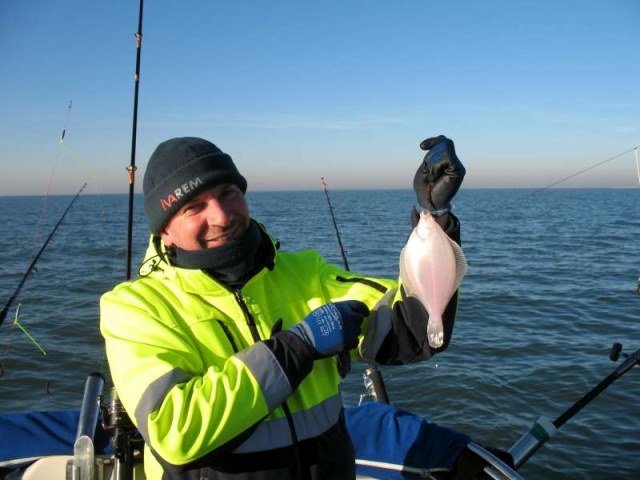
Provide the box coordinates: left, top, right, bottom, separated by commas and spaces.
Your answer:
0, 410, 111, 466
1, 403, 470, 479
345, 402, 471, 479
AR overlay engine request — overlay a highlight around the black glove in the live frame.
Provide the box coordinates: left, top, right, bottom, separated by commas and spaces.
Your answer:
413, 135, 466, 213
451, 445, 515, 480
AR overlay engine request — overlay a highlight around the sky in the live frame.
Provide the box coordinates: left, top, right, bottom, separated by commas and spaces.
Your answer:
0, 0, 639, 195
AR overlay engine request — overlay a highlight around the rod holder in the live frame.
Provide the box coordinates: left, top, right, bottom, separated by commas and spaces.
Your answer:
507, 416, 557, 469
73, 372, 104, 480
76, 372, 105, 440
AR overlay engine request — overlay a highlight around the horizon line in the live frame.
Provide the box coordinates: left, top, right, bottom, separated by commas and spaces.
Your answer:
1, 185, 639, 198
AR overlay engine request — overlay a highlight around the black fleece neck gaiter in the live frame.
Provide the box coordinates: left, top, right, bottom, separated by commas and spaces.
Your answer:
169, 219, 265, 287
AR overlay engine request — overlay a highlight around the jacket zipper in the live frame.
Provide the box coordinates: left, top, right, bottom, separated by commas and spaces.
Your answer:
232, 288, 304, 478
233, 289, 261, 342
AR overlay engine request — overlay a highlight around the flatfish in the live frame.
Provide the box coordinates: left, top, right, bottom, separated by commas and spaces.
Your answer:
399, 211, 467, 348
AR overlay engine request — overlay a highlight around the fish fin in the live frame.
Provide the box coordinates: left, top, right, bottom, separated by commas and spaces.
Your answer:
448, 237, 468, 287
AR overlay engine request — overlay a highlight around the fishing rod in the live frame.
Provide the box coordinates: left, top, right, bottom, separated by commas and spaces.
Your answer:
321, 177, 350, 271
506, 342, 640, 470
125, 0, 144, 281
634, 147, 639, 184
0, 183, 87, 327
98, 3, 146, 480
320, 177, 389, 403
467, 342, 640, 480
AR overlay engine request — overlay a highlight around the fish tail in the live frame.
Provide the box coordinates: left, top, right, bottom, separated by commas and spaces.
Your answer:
427, 315, 444, 348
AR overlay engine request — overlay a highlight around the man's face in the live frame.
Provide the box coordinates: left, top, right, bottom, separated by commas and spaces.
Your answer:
160, 183, 250, 251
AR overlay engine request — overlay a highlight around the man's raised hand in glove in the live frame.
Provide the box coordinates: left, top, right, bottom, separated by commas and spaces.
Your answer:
413, 135, 466, 215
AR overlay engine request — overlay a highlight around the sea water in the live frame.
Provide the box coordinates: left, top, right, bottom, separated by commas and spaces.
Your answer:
1, 189, 639, 479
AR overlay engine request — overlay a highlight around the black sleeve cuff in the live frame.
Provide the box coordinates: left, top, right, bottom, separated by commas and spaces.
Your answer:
264, 331, 315, 391
411, 208, 461, 245
375, 288, 459, 365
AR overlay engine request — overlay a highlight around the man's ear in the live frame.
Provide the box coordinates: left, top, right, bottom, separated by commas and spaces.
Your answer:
160, 228, 175, 248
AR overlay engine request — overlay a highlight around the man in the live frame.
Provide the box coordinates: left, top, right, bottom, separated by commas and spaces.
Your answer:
101, 135, 467, 479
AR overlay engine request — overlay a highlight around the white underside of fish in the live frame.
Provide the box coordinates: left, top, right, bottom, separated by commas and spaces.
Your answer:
399, 212, 467, 348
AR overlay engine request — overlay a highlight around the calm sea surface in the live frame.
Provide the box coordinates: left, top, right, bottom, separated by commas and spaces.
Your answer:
1, 189, 639, 479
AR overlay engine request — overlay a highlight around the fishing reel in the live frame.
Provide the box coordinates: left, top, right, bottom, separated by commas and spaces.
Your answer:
101, 387, 144, 479
359, 365, 390, 405
102, 387, 135, 432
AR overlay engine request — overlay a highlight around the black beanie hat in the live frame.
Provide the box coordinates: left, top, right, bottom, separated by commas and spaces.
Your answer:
143, 137, 247, 234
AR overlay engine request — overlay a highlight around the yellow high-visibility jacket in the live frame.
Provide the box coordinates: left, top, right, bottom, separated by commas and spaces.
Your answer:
101, 227, 458, 479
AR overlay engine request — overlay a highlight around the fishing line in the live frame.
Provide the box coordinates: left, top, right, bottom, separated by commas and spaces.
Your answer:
33, 100, 91, 254
58, 100, 96, 179
59, 142, 93, 174
60, 100, 72, 143
509, 145, 640, 205
12, 304, 48, 356
507, 143, 640, 295
32, 102, 74, 260
39, 101, 72, 200
41, 100, 93, 198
